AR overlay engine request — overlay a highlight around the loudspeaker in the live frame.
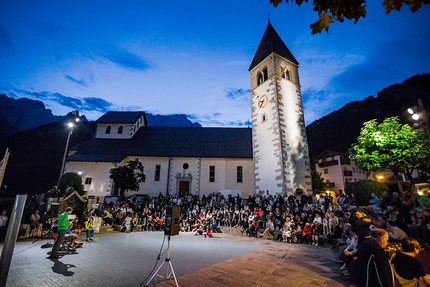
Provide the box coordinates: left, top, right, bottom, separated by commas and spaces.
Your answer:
164, 206, 180, 236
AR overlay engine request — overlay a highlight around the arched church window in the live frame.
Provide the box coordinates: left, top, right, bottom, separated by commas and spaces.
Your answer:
117, 126, 123, 134
105, 126, 111, 134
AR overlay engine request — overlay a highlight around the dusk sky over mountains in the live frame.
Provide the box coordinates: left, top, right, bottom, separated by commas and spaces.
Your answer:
1, 1, 429, 126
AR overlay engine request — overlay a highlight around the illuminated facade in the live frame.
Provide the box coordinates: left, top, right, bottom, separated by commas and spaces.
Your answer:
249, 21, 312, 196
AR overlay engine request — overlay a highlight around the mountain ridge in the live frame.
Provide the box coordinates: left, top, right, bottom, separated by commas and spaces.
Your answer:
1, 72, 429, 194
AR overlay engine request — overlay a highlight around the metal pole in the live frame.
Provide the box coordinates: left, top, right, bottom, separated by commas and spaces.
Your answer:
0, 194, 27, 287
57, 126, 73, 187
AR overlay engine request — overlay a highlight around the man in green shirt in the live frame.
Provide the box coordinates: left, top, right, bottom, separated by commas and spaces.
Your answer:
102, 209, 113, 225
50, 207, 73, 259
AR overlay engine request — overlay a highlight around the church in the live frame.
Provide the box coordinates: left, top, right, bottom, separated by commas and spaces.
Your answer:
64, 21, 312, 200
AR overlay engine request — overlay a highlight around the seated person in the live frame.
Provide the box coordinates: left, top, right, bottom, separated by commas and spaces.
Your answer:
204, 226, 214, 238
193, 223, 205, 235
84, 217, 95, 241
102, 209, 113, 226
386, 220, 408, 242
65, 219, 84, 250
338, 232, 358, 271
154, 216, 165, 231
282, 219, 293, 243
30, 209, 41, 233
132, 214, 140, 230
292, 221, 302, 243
260, 218, 274, 239
146, 214, 154, 231
180, 219, 190, 232
326, 219, 342, 248
302, 222, 313, 244
248, 219, 258, 238
391, 238, 430, 285
311, 221, 323, 246
122, 214, 133, 232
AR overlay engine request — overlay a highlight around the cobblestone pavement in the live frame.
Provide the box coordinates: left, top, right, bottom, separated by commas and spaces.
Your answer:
1, 231, 354, 287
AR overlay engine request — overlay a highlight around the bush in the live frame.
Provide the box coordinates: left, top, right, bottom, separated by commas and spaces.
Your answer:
345, 180, 388, 206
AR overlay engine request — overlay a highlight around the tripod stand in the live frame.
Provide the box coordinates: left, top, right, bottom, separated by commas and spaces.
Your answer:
145, 236, 179, 287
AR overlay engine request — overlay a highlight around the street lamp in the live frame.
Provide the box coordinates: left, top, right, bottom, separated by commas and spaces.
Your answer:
57, 111, 80, 187
408, 99, 430, 139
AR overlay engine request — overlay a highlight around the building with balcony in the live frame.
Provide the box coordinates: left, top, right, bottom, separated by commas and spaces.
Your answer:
313, 150, 374, 195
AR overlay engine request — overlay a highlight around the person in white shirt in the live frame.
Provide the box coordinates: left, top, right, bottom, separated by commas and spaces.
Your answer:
386, 220, 408, 241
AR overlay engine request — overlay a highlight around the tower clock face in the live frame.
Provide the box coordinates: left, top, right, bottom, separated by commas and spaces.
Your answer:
258, 94, 268, 108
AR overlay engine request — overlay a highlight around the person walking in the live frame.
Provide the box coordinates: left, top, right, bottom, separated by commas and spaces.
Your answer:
50, 207, 73, 259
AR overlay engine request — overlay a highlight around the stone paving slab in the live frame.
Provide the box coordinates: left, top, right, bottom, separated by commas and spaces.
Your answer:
151, 234, 354, 287
1, 231, 355, 287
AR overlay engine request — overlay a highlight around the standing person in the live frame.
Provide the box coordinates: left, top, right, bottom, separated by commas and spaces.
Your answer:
352, 208, 372, 245
30, 209, 41, 231
354, 228, 393, 287
0, 209, 8, 241
391, 237, 430, 286
84, 217, 95, 241
50, 207, 73, 259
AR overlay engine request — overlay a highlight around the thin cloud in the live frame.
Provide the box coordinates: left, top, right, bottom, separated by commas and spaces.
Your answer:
98, 47, 151, 71
1, 86, 114, 113
82, 97, 112, 112
65, 75, 89, 87
225, 88, 250, 100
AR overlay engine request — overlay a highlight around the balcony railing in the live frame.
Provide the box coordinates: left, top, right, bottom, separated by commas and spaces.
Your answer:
324, 182, 336, 189
343, 170, 353, 177
318, 160, 338, 168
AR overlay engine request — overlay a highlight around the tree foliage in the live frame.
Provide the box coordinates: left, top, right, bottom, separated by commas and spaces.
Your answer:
311, 168, 325, 194
270, 0, 429, 34
109, 159, 146, 198
59, 172, 84, 196
350, 117, 430, 191
345, 180, 388, 206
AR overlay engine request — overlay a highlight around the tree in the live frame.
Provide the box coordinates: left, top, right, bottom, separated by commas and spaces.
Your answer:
59, 172, 84, 196
109, 159, 146, 198
350, 116, 430, 193
311, 168, 325, 194
345, 180, 388, 206
270, 0, 429, 34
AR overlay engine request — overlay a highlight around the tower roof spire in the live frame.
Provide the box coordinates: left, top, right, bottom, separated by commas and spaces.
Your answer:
249, 21, 298, 71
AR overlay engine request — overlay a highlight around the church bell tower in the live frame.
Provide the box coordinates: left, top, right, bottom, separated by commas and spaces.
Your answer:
249, 20, 312, 196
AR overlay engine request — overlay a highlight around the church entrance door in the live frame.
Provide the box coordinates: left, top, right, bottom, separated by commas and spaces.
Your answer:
178, 181, 190, 197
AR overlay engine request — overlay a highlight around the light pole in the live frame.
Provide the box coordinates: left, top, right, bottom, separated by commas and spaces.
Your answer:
57, 111, 80, 187
408, 99, 430, 139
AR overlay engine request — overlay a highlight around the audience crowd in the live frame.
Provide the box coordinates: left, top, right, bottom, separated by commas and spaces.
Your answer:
6, 188, 430, 285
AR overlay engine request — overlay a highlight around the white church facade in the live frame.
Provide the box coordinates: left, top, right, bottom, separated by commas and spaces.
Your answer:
64, 20, 312, 200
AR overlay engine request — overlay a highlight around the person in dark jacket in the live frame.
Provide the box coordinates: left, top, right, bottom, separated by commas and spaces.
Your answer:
354, 228, 392, 287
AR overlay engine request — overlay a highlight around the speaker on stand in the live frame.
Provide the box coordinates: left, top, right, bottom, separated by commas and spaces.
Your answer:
146, 206, 181, 286
164, 206, 180, 236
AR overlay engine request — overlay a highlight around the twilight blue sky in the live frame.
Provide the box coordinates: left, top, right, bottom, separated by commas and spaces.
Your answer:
1, 1, 429, 127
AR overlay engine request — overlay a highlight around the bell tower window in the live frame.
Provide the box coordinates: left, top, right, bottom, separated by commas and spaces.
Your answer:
257, 67, 268, 86
281, 66, 290, 80
105, 126, 111, 134
117, 126, 123, 134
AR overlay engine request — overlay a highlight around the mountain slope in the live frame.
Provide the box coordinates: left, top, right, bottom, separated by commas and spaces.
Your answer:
306, 72, 430, 159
